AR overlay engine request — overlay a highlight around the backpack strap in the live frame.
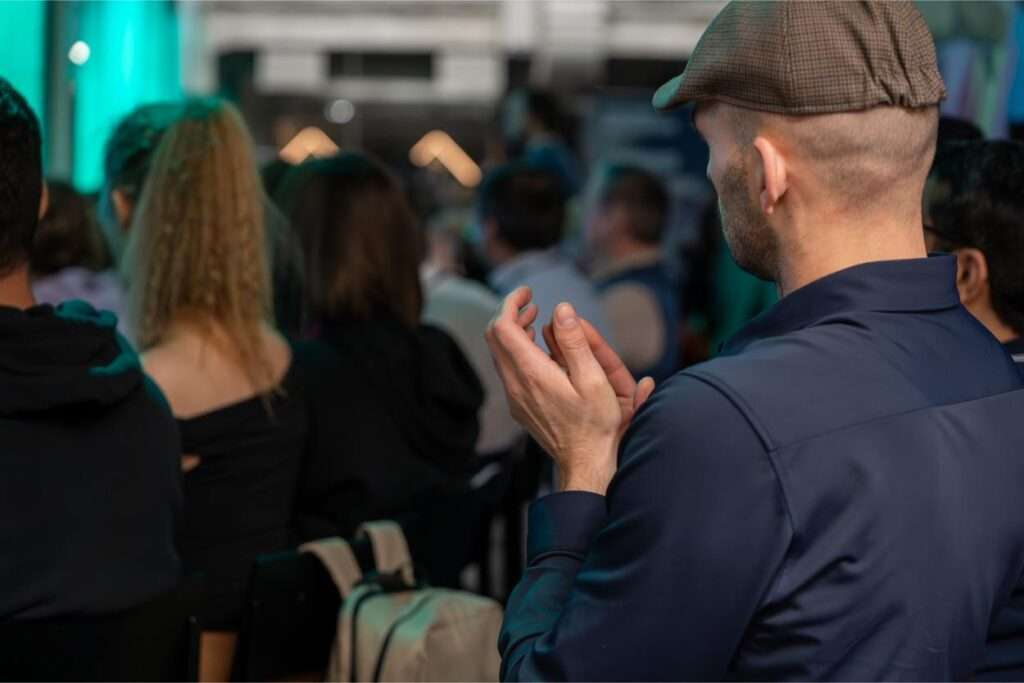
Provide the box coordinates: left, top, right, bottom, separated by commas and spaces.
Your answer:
299, 537, 363, 597
358, 521, 416, 587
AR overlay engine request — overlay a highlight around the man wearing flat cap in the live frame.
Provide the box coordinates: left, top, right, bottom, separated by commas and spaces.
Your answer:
487, 2, 1024, 680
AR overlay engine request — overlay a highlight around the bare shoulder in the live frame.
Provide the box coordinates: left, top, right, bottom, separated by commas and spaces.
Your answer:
141, 324, 294, 418
140, 342, 198, 417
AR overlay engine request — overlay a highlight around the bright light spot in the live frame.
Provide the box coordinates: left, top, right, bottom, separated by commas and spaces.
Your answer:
409, 130, 482, 188
325, 99, 355, 125
68, 40, 91, 66
279, 127, 340, 165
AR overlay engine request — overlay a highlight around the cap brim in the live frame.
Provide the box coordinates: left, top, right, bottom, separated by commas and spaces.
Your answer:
652, 72, 686, 111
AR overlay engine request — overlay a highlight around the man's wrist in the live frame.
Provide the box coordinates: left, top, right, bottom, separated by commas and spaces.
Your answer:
556, 440, 618, 495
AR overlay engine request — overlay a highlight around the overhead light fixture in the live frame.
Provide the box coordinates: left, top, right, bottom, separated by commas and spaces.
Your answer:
409, 130, 482, 188
68, 40, 91, 66
325, 98, 356, 125
279, 126, 339, 164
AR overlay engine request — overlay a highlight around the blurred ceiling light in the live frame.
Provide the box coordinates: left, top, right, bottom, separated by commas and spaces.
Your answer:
409, 130, 482, 188
279, 126, 339, 164
68, 40, 91, 66
325, 98, 356, 125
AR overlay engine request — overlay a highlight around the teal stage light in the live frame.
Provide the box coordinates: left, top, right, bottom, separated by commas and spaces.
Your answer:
72, 0, 182, 190
0, 0, 46, 125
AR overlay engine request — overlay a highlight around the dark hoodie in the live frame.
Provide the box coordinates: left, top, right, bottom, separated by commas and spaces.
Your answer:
0, 301, 181, 620
291, 318, 483, 546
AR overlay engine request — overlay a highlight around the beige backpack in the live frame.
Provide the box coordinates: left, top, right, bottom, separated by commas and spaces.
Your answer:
301, 521, 502, 682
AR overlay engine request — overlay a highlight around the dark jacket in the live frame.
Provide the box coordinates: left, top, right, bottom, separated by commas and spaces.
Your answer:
292, 318, 483, 545
0, 302, 182, 621
977, 338, 1024, 680
500, 257, 1024, 681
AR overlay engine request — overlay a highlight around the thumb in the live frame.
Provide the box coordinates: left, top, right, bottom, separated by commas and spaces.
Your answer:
634, 377, 656, 412
552, 303, 604, 393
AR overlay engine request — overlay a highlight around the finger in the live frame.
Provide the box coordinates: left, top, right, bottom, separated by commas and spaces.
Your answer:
517, 302, 538, 330
527, 327, 536, 343
579, 318, 637, 398
499, 286, 533, 321
634, 377, 656, 412
486, 287, 537, 360
543, 323, 567, 369
551, 302, 606, 395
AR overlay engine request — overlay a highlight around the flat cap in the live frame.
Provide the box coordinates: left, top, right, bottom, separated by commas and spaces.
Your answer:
653, 1, 946, 115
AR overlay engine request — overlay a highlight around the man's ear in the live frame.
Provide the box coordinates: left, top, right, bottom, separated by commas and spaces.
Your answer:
111, 188, 134, 233
954, 247, 989, 306
752, 136, 788, 216
38, 180, 49, 220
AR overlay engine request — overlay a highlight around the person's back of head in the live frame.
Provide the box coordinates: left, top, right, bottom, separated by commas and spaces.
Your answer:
478, 164, 566, 264
276, 152, 423, 329
925, 140, 1024, 340
100, 102, 181, 264
657, 1, 943, 291
30, 181, 108, 276
126, 97, 275, 389
590, 164, 669, 257
0, 78, 43, 281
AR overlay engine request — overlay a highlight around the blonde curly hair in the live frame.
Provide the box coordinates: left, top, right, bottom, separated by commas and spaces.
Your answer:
125, 97, 275, 393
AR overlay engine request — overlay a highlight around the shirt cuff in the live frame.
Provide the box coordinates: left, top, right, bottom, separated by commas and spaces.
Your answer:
526, 491, 608, 564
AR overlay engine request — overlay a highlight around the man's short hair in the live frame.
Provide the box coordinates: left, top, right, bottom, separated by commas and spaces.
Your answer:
478, 164, 566, 252
0, 78, 43, 274
599, 165, 670, 245
928, 140, 1024, 335
773, 106, 938, 210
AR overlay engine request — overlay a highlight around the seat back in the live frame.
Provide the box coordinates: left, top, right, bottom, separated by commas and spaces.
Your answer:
232, 541, 375, 681
0, 579, 202, 682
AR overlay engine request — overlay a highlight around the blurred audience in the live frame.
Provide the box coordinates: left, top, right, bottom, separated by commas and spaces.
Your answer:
680, 201, 777, 364
0, 78, 181, 620
422, 213, 522, 456
499, 89, 580, 195
276, 153, 483, 550
261, 158, 307, 337
480, 163, 610, 351
123, 98, 310, 675
586, 164, 679, 381
925, 140, 1024, 363
29, 180, 128, 333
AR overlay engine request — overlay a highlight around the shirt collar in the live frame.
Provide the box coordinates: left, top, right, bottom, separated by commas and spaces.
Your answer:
722, 256, 961, 355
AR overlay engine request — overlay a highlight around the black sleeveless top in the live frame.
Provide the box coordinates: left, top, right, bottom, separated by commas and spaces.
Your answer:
176, 351, 309, 630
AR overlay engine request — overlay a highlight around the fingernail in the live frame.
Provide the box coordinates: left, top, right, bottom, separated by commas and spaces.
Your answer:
555, 303, 577, 328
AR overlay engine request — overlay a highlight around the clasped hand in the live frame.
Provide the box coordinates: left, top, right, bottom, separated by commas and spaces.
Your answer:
485, 287, 655, 495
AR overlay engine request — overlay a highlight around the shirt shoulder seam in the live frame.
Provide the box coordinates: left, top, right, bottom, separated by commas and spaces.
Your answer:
680, 369, 798, 538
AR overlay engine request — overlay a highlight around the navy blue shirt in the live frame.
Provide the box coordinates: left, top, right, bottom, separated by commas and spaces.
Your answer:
499, 257, 1024, 681
977, 338, 1024, 681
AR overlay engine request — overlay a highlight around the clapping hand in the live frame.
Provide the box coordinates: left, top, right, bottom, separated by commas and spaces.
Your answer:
485, 287, 655, 495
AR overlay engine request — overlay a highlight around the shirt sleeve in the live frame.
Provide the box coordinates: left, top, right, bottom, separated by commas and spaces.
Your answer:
498, 373, 793, 681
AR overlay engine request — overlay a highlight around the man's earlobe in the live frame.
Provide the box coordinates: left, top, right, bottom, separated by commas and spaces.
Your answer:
111, 188, 134, 233
753, 137, 787, 215
38, 180, 49, 220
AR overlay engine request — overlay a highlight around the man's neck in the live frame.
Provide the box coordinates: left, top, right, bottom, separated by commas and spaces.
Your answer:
0, 265, 36, 309
775, 213, 928, 297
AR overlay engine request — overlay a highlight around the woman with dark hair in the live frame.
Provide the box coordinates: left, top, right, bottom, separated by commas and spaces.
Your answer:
30, 180, 125, 329
277, 153, 484, 571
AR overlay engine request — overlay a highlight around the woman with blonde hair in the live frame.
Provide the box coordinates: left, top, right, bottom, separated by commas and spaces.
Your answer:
125, 98, 309, 674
